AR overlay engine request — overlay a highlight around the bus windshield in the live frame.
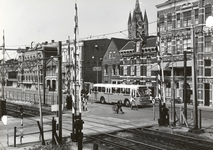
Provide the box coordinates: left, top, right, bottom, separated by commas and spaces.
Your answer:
138, 87, 150, 97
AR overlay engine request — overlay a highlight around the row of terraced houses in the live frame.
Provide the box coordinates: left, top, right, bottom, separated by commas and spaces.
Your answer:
1, 0, 213, 107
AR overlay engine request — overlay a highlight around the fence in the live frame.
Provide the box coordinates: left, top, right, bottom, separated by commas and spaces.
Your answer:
7, 122, 52, 147
4, 87, 66, 105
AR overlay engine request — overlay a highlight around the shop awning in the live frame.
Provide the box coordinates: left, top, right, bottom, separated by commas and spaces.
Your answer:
151, 62, 171, 71
151, 60, 192, 71
169, 60, 192, 68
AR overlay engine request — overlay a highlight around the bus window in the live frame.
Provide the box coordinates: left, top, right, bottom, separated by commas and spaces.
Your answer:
121, 88, 125, 94
106, 88, 110, 93
138, 87, 145, 96
116, 88, 120, 93
126, 88, 130, 95
102, 87, 105, 93
98, 87, 101, 92
112, 88, 116, 93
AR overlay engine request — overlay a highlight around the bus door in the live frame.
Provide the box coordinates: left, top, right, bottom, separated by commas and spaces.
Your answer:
105, 87, 110, 103
93, 86, 98, 101
122, 88, 130, 99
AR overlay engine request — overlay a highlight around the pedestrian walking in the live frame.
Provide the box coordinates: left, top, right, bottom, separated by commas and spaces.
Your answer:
116, 100, 124, 114
81, 87, 88, 111
66, 92, 72, 110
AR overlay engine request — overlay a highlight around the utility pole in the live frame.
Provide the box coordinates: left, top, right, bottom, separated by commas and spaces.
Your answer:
172, 55, 176, 126
2, 30, 5, 100
58, 41, 62, 143
36, 48, 45, 145
183, 50, 187, 119
191, 26, 198, 129
68, 36, 71, 94
43, 51, 46, 104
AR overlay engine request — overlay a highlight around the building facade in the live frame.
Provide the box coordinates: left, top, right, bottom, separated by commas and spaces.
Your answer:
156, 0, 213, 106
102, 38, 129, 84
81, 39, 110, 84
61, 38, 110, 92
17, 42, 58, 91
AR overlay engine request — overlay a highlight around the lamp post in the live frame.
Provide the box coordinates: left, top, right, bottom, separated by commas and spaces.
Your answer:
183, 49, 187, 119
92, 55, 101, 84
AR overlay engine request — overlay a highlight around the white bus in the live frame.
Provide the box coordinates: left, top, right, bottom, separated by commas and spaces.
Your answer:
90, 84, 152, 106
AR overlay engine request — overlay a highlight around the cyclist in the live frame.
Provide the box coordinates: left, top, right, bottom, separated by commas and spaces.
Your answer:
116, 100, 124, 114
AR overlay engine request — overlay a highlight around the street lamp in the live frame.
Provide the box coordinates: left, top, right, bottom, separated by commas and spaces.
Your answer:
146, 55, 151, 87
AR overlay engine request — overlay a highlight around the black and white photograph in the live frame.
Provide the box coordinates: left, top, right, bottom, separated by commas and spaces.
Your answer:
0, 0, 213, 149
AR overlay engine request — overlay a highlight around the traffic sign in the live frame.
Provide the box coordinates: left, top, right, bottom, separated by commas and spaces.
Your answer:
152, 99, 155, 104
93, 67, 101, 71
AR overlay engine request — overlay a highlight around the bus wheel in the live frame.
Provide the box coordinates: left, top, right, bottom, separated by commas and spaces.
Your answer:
100, 97, 105, 104
124, 99, 130, 107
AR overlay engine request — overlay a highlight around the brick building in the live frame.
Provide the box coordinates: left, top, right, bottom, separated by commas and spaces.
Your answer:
102, 38, 130, 84
156, 0, 213, 106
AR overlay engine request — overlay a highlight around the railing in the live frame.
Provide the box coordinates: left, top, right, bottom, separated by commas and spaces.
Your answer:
4, 87, 66, 105
7, 122, 52, 147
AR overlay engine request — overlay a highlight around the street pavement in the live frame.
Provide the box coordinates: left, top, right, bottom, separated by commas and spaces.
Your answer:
0, 101, 213, 150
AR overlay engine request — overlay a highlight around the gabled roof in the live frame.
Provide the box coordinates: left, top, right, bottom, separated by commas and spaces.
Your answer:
120, 41, 135, 51
144, 36, 157, 48
120, 36, 157, 52
111, 38, 130, 50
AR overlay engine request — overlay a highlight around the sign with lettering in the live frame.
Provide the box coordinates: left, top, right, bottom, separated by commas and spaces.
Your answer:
51, 104, 64, 111
93, 67, 102, 71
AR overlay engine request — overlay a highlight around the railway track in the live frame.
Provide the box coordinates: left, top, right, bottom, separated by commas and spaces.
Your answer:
81, 115, 213, 150
137, 127, 213, 150
85, 132, 165, 150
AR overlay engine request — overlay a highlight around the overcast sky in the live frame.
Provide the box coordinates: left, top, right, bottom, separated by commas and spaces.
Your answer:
0, 0, 166, 60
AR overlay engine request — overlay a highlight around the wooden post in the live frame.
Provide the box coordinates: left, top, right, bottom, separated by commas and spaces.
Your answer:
199, 109, 202, 129
93, 143, 98, 150
153, 103, 155, 120
191, 109, 193, 120
180, 107, 183, 125
14, 127, 16, 147
37, 121, 45, 145
52, 117, 56, 145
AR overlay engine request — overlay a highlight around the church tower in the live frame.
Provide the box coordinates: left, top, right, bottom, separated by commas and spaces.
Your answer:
128, 12, 132, 39
128, 0, 149, 40
143, 10, 149, 36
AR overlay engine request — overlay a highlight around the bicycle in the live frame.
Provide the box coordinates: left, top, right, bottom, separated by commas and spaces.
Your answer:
112, 104, 118, 113
112, 104, 124, 114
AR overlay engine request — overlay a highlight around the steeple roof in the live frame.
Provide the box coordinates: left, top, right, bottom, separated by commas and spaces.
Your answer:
128, 12, 132, 24
135, 0, 141, 12
144, 9, 148, 22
